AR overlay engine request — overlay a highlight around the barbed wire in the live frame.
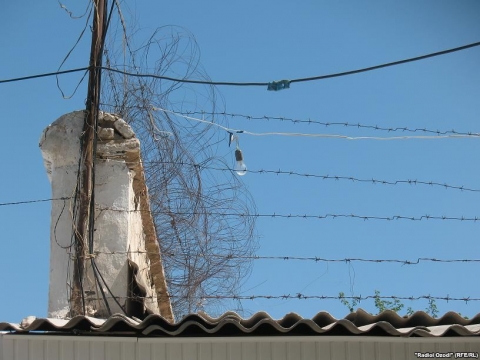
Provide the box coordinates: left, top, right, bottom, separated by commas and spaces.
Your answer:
97, 206, 480, 222
156, 108, 480, 141
140, 160, 480, 193
84, 293, 480, 303
2, 163, 477, 208
181, 111, 480, 137
2, 199, 479, 223
78, 250, 480, 265
67, 156, 471, 193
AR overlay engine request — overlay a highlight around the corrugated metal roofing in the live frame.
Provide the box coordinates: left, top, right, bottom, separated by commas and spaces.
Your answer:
1, 310, 479, 337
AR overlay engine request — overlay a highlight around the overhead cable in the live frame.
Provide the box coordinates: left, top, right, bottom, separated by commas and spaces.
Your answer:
2, 41, 479, 87
0, 197, 71, 207
55, 3, 93, 99
0, 67, 90, 85
289, 41, 480, 84
103, 41, 480, 89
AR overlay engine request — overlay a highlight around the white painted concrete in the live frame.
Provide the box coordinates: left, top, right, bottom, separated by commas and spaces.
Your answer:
39, 111, 160, 318
40, 111, 85, 318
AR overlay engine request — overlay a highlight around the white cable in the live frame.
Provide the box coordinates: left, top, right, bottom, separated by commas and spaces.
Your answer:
153, 107, 480, 141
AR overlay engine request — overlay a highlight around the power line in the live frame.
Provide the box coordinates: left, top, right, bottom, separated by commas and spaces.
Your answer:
0, 67, 90, 85
289, 41, 480, 84
55, 2, 93, 99
2, 41, 479, 87
102, 66, 267, 86
157, 107, 480, 140
182, 111, 480, 137
101, 41, 480, 87
0, 197, 71, 207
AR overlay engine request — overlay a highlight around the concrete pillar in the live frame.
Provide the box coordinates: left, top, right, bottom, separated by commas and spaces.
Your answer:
39, 111, 173, 320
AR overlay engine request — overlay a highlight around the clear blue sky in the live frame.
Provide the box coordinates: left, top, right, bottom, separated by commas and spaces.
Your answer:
0, 0, 479, 323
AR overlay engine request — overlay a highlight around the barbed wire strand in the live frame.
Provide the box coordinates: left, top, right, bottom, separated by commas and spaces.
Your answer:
138, 160, 480, 193
182, 110, 480, 137
2, 156, 479, 210
96, 206, 480, 222
74, 250, 480, 265
82, 294, 480, 303
155, 108, 480, 140
1, 199, 478, 222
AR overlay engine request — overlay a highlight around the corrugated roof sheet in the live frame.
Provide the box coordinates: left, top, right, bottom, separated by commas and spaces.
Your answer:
1, 310, 479, 337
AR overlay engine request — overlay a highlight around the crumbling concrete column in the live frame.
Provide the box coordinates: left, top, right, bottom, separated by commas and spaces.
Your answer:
39, 111, 173, 321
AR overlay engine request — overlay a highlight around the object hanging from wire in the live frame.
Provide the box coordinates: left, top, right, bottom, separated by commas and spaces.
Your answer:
229, 132, 247, 176
267, 79, 290, 91
234, 148, 247, 176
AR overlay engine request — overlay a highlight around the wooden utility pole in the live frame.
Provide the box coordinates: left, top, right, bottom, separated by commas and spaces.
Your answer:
70, 0, 107, 317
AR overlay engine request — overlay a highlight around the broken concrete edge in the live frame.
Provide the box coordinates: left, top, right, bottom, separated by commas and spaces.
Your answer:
102, 111, 173, 321
97, 110, 174, 322
124, 147, 175, 323
98, 127, 114, 140
114, 118, 135, 139
98, 111, 135, 140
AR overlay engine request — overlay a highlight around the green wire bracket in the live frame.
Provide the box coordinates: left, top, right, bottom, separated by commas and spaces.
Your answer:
267, 80, 290, 91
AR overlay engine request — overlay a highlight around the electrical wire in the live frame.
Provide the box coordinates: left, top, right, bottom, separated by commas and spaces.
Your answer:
85, 0, 125, 317
0, 67, 90, 84
289, 41, 480, 84
0, 197, 72, 206
101, 66, 267, 86
2, 41, 479, 87
55, 2, 93, 99
58, 0, 92, 19
101, 40, 480, 86
155, 107, 480, 140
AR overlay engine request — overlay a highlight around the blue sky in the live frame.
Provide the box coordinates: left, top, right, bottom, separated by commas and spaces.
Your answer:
0, 1, 479, 323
